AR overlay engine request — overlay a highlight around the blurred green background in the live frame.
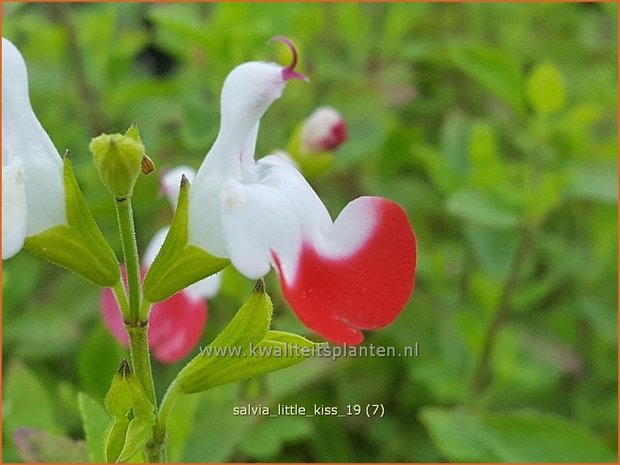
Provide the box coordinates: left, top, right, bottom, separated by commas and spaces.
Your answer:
2, 2, 617, 462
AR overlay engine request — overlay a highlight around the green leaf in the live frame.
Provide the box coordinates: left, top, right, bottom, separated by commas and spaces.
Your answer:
177, 280, 321, 393
181, 385, 256, 462
421, 408, 495, 461
3, 360, 62, 438
525, 62, 566, 115
451, 45, 524, 112
143, 175, 229, 303
78, 392, 110, 463
13, 428, 88, 462
165, 393, 201, 462
24, 155, 120, 287
421, 407, 615, 462
240, 416, 312, 460
446, 189, 520, 229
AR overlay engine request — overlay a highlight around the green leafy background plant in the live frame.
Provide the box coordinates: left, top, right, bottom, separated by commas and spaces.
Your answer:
2, 2, 617, 462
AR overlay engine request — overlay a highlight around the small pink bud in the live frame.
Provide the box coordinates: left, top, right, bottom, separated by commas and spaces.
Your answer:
300, 107, 347, 153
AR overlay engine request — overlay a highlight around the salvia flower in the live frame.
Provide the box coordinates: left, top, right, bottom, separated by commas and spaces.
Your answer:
146, 37, 416, 345
2, 38, 65, 259
299, 106, 347, 154
2, 38, 119, 286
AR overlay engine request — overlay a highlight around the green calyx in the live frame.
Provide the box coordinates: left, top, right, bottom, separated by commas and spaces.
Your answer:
89, 123, 148, 197
142, 175, 229, 305
25, 153, 120, 287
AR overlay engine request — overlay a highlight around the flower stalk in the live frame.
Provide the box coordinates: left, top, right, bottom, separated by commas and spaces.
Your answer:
114, 195, 160, 461
115, 197, 142, 324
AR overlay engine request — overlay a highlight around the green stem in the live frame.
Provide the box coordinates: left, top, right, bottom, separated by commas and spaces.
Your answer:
115, 197, 141, 324
127, 324, 156, 408
470, 228, 532, 394
112, 279, 130, 319
115, 196, 161, 461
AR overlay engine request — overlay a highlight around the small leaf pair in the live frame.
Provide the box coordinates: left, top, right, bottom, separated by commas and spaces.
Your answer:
176, 279, 324, 394
103, 360, 156, 463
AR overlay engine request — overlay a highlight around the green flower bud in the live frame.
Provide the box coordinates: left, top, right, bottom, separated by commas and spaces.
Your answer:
89, 123, 146, 197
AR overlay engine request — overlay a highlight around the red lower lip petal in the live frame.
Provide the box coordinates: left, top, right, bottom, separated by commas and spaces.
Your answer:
273, 197, 416, 345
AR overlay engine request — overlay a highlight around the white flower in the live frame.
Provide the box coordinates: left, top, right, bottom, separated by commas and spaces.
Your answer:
2, 38, 65, 259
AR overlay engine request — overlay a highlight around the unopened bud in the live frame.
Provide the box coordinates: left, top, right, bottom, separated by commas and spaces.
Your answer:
300, 106, 347, 153
89, 123, 146, 197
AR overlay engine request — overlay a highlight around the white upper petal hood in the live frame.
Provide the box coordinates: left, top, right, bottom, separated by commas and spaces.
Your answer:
184, 56, 376, 283
2, 38, 66, 241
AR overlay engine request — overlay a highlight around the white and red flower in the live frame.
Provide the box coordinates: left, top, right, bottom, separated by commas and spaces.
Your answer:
168, 37, 416, 345
300, 106, 347, 153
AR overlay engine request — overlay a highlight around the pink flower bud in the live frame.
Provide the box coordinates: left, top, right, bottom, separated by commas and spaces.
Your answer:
300, 107, 347, 153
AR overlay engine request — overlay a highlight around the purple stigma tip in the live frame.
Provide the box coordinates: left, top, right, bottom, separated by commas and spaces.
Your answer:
269, 36, 309, 82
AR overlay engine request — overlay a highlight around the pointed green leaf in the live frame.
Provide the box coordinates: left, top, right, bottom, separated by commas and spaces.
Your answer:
177, 282, 320, 394
25, 155, 120, 287
143, 176, 229, 303
104, 362, 133, 418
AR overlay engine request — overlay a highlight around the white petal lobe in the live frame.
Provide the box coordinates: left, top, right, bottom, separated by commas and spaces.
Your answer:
220, 178, 302, 280
186, 272, 222, 300
2, 158, 27, 259
143, 226, 169, 268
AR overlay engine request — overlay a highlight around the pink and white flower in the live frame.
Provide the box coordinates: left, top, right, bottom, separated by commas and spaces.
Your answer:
172, 37, 416, 345
300, 106, 347, 153
101, 230, 220, 363
101, 264, 208, 363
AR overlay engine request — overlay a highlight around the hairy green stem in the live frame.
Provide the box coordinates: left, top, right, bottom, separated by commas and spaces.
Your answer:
112, 279, 130, 319
115, 196, 161, 461
115, 197, 141, 324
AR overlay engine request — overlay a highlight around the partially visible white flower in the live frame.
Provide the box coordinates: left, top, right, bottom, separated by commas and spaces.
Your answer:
2, 158, 26, 257
299, 106, 347, 154
2, 37, 65, 259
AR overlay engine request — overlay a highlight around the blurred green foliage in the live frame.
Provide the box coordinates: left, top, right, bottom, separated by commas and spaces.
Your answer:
2, 2, 617, 462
